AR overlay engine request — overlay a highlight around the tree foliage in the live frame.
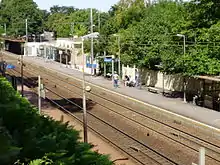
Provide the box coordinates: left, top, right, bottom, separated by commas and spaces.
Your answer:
0, 0, 44, 36
97, 0, 220, 76
1, 0, 220, 76
0, 77, 113, 165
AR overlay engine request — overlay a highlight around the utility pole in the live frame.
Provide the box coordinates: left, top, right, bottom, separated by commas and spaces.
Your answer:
81, 38, 88, 143
118, 36, 121, 78
71, 22, 74, 39
38, 75, 41, 114
90, 8, 94, 75
98, 10, 101, 33
21, 19, 28, 97
26, 19, 28, 43
104, 51, 106, 77
177, 34, 186, 103
183, 35, 186, 103
112, 55, 114, 85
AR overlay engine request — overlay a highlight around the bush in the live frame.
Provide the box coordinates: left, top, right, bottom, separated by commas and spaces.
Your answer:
0, 77, 113, 165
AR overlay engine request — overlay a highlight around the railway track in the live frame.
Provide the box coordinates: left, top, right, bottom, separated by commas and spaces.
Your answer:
8, 69, 177, 165
3, 52, 220, 165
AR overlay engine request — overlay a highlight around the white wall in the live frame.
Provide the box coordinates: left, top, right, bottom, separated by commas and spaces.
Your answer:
122, 65, 202, 92
122, 65, 137, 81
24, 42, 45, 56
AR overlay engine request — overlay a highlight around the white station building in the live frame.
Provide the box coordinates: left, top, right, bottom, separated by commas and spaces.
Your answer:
24, 38, 99, 74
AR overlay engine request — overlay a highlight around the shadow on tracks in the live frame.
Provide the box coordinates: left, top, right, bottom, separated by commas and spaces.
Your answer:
4, 73, 97, 113
48, 97, 96, 113
5, 73, 39, 88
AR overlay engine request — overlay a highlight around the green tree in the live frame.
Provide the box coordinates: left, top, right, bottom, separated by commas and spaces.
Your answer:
46, 13, 71, 37
118, 1, 186, 69
0, 77, 113, 165
0, 0, 44, 36
50, 5, 77, 15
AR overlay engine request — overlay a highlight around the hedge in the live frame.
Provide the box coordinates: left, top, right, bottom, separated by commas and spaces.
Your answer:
0, 77, 113, 165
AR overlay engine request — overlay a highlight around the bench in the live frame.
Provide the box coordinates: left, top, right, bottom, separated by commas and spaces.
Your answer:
147, 87, 159, 93
163, 90, 173, 97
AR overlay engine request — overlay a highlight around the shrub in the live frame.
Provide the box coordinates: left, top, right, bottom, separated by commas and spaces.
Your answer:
0, 77, 113, 165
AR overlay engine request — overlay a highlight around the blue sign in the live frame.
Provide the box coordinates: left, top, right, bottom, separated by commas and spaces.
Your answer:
104, 58, 112, 62
6, 64, 15, 69
86, 63, 97, 68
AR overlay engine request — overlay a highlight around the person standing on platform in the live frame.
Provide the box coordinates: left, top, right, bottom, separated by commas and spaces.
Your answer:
113, 71, 119, 88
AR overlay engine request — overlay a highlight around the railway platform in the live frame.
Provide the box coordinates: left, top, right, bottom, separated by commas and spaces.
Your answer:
5, 54, 220, 129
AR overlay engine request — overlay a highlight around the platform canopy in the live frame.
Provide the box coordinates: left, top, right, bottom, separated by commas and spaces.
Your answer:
194, 75, 220, 82
0, 37, 25, 43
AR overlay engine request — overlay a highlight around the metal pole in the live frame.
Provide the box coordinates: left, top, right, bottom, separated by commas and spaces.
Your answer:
162, 72, 164, 95
38, 75, 41, 114
71, 22, 74, 39
90, 8, 94, 75
44, 45, 47, 59
183, 35, 186, 103
112, 56, 114, 85
66, 54, 68, 68
21, 54, 24, 97
82, 38, 88, 143
21, 19, 28, 97
26, 19, 28, 43
183, 36, 186, 55
60, 51, 62, 64
98, 10, 101, 33
104, 51, 106, 77
118, 36, 121, 78
199, 147, 205, 165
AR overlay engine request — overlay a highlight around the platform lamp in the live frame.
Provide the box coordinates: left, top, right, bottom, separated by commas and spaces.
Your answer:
112, 34, 121, 78
176, 34, 186, 103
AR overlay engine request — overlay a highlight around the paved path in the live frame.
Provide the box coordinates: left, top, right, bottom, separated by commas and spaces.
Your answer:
17, 56, 220, 128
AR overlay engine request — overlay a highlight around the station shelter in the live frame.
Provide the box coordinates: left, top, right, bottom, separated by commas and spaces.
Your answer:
194, 75, 220, 111
1, 37, 25, 55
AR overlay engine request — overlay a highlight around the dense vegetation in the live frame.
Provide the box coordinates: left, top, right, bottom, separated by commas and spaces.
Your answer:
0, 77, 113, 165
0, 0, 220, 76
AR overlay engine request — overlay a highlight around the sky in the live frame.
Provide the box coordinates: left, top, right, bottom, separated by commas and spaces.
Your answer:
34, 0, 119, 12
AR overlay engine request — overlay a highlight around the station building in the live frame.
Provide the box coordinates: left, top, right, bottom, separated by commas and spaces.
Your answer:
1, 34, 98, 75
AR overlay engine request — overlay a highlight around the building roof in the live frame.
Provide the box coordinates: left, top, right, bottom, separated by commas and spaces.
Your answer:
57, 37, 82, 42
0, 37, 25, 43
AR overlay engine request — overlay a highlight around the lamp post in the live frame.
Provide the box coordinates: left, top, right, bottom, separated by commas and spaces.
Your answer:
112, 55, 115, 84
90, 8, 94, 75
81, 32, 98, 143
81, 37, 88, 143
20, 19, 28, 97
177, 34, 186, 103
113, 34, 121, 78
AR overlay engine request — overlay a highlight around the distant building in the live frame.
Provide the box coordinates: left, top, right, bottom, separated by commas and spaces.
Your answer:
40, 31, 55, 42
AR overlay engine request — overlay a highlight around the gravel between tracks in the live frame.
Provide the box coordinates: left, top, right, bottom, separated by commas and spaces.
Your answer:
16, 85, 136, 165
8, 69, 179, 165
4, 54, 220, 165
